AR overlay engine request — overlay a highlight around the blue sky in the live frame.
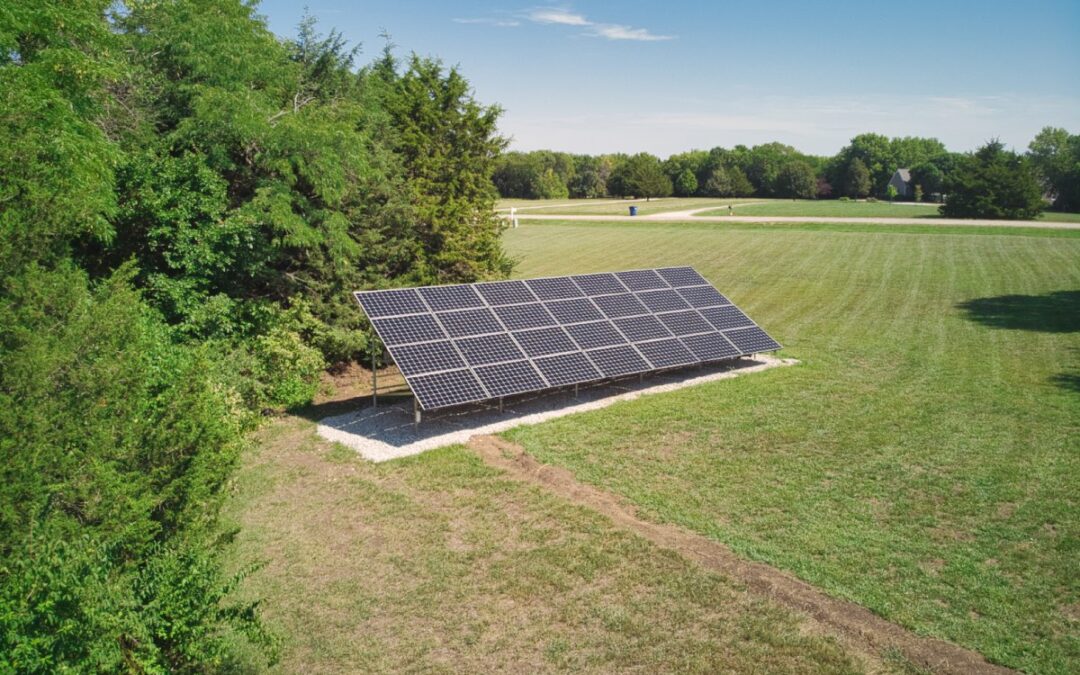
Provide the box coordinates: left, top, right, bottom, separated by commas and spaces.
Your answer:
256, 1, 1080, 157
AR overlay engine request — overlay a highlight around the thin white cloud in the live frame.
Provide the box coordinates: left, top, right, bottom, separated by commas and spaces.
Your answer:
524, 6, 674, 41
588, 24, 673, 41
527, 9, 590, 26
453, 17, 521, 27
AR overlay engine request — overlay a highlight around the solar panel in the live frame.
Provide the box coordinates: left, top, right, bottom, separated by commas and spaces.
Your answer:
657, 266, 708, 288
636, 289, 691, 312
533, 352, 601, 386
613, 314, 673, 342
526, 277, 582, 300
474, 280, 537, 306
410, 369, 487, 409
681, 332, 740, 361
677, 286, 730, 308
419, 284, 484, 312
493, 303, 557, 330
454, 333, 525, 366
436, 308, 502, 338
700, 305, 754, 330
586, 345, 651, 377
571, 273, 627, 296
657, 310, 713, 336
723, 326, 782, 353
544, 298, 604, 324
355, 288, 427, 317
389, 341, 464, 375
474, 360, 547, 397
566, 321, 627, 349
372, 314, 446, 345
636, 338, 697, 368
593, 293, 649, 318
356, 267, 781, 409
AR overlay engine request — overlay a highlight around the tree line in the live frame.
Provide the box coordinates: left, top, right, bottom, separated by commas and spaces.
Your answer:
1, 1, 505, 671
494, 128, 1080, 216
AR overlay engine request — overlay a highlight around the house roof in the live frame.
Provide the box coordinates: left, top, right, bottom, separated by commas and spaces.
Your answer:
895, 168, 911, 182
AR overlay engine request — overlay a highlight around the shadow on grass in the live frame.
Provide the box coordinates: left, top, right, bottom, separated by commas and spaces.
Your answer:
956, 291, 1080, 333
1051, 372, 1080, 393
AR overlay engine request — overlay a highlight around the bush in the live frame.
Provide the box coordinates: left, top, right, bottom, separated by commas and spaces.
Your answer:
838, 196, 851, 202
0, 264, 273, 672
942, 141, 1044, 219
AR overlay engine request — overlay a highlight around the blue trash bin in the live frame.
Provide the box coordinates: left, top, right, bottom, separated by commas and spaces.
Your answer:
629, 206, 638, 216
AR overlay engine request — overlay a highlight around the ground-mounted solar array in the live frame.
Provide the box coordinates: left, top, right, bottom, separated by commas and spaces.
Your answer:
354, 268, 781, 410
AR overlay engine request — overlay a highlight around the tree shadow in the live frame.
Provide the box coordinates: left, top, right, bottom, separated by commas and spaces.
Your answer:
956, 291, 1080, 333
1051, 372, 1080, 393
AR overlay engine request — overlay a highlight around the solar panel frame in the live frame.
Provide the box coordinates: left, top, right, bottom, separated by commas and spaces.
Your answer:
355, 267, 780, 409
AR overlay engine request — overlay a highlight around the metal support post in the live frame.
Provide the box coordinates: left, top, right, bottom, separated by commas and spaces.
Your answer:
371, 340, 378, 409
574, 383, 579, 399
413, 397, 421, 430
498, 396, 504, 413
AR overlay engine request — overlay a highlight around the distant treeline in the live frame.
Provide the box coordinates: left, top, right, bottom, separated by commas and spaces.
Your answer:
494, 129, 1080, 212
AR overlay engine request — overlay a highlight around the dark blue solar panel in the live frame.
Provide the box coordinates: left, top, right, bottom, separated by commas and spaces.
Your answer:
677, 285, 730, 308
419, 284, 484, 311
389, 341, 464, 375
355, 289, 427, 317
454, 333, 525, 366
410, 369, 487, 410
593, 293, 649, 318
474, 280, 536, 306
565, 321, 626, 349
355, 267, 777, 409
474, 361, 547, 397
436, 308, 503, 338
700, 305, 754, 330
635, 338, 698, 368
372, 314, 447, 345
511, 326, 577, 357
492, 303, 557, 331
615, 269, 668, 291
533, 352, 601, 386
681, 332, 740, 361
586, 345, 651, 377
657, 266, 709, 288
612, 314, 673, 342
571, 273, 627, 296
544, 298, 604, 324
723, 326, 782, 353
636, 289, 691, 312
658, 310, 713, 336
526, 277, 583, 300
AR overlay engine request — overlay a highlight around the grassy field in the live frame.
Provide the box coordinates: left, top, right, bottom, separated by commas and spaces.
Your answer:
222, 417, 872, 673
499, 221, 1080, 674
698, 200, 942, 218
498, 197, 1080, 222
497, 197, 753, 216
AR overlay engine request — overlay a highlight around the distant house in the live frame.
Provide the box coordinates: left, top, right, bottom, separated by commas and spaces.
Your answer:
888, 168, 913, 198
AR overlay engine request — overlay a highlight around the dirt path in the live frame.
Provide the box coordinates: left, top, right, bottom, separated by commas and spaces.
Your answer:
512, 211, 1078, 229
468, 435, 1015, 675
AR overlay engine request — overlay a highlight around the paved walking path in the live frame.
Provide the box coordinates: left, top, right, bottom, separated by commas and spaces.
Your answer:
511, 206, 1078, 229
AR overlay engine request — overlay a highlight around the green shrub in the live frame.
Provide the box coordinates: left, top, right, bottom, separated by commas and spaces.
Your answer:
838, 196, 851, 202
0, 264, 273, 672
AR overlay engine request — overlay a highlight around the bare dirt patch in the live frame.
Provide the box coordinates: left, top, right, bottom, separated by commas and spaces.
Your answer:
468, 435, 1015, 675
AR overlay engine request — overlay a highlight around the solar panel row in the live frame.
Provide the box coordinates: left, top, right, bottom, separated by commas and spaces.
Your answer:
355, 267, 780, 410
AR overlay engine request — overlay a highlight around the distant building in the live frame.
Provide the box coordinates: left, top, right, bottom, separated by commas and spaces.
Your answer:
888, 168, 912, 198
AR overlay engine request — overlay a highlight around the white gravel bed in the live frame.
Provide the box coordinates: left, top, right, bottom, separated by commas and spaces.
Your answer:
317, 355, 797, 462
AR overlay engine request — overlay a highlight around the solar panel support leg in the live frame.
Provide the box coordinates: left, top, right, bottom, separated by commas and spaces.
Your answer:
370, 338, 377, 409
413, 397, 421, 429
498, 397, 504, 413
574, 383, 579, 399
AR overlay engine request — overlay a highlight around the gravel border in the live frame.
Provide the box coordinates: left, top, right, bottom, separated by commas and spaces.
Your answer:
317, 355, 797, 462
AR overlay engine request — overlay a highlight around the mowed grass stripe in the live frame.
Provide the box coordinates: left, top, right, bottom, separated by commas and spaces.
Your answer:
501, 223, 1080, 673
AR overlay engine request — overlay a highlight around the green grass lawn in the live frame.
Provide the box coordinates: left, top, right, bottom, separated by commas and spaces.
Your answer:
697, 200, 1080, 222
498, 197, 756, 216
222, 418, 868, 673
501, 222, 1080, 674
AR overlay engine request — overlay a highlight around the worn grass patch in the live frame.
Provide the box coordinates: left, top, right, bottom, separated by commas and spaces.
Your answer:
222, 417, 870, 673
501, 222, 1080, 674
